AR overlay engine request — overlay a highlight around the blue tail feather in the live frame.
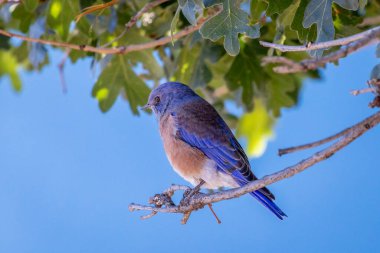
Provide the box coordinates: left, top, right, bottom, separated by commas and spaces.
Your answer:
231, 171, 287, 220
250, 191, 287, 220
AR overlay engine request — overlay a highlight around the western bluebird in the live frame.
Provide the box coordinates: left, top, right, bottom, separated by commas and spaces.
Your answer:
143, 82, 286, 220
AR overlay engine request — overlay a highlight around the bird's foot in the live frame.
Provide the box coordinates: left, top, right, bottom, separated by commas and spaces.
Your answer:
180, 179, 205, 207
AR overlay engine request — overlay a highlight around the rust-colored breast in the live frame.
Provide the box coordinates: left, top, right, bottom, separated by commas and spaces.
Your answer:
159, 114, 205, 185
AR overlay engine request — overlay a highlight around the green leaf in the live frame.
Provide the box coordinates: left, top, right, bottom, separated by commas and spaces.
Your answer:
264, 69, 300, 116
206, 54, 233, 88
79, 0, 98, 9
278, 0, 301, 27
0, 51, 22, 91
178, 0, 204, 25
173, 38, 224, 88
200, 0, 260, 56
11, 42, 29, 63
291, 0, 317, 43
236, 100, 275, 157
23, 0, 39, 12
130, 49, 164, 82
303, 0, 359, 57
268, 0, 301, 56
170, 6, 181, 44
266, 0, 293, 16
190, 43, 224, 87
92, 55, 150, 113
47, 0, 80, 40
0, 34, 10, 49
12, 4, 35, 33
172, 39, 201, 85
225, 42, 263, 110
333, 4, 363, 28
120, 29, 164, 82
226, 41, 300, 115
250, 0, 268, 23
359, 0, 368, 11
145, 5, 175, 38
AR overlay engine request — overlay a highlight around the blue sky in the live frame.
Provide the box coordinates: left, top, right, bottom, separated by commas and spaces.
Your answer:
1, 45, 379, 253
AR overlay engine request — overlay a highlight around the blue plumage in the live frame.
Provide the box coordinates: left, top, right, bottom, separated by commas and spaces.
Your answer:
145, 82, 287, 220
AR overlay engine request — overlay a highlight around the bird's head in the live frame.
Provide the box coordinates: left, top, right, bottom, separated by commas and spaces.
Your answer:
142, 82, 197, 118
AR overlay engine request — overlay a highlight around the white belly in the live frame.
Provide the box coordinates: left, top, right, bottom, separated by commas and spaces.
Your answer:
170, 158, 239, 190
196, 159, 239, 189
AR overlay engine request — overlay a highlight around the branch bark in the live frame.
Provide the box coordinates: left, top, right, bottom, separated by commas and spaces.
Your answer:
359, 16, 380, 27
129, 111, 380, 223
262, 36, 379, 74
259, 26, 380, 52
278, 124, 355, 156
351, 87, 376, 96
0, 16, 209, 55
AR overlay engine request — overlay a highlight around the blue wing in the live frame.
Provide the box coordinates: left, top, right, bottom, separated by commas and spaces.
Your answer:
172, 97, 286, 219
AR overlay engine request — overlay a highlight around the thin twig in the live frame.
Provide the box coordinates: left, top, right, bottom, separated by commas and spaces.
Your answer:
129, 111, 380, 223
140, 211, 158, 220
278, 123, 356, 156
101, 0, 169, 48
181, 212, 192, 224
351, 87, 376, 96
259, 26, 380, 52
262, 36, 379, 74
368, 79, 380, 85
75, 0, 119, 22
164, 184, 191, 196
359, 16, 380, 27
0, 15, 210, 55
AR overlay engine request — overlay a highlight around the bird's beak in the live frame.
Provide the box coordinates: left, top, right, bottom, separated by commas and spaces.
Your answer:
141, 103, 151, 111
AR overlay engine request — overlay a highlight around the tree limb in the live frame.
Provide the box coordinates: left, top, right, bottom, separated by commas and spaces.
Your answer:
262, 36, 379, 74
351, 87, 376, 96
259, 26, 380, 52
359, 16, 380, 27
129, 111, 380, 223
0, 16, 209, 55
278, 124, 355, 156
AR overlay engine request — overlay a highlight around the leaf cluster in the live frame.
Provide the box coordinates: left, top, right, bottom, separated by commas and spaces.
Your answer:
0, 0, 378, 155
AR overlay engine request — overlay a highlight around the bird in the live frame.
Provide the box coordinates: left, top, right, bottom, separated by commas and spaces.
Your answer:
143, 82, 287, 220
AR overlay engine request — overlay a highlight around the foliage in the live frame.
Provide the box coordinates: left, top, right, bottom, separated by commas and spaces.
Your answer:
0, 0, 379, 155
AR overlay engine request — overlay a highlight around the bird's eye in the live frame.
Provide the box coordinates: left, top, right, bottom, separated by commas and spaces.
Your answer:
154, 96, 160, 104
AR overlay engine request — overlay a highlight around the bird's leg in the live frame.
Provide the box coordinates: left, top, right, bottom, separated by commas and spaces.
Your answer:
178, 179, 222, 224
187, 179, 206, 199
180, 179, 205, 206
207, 204, 222, 224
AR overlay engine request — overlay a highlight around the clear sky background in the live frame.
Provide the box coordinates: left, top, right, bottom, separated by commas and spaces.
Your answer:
1, 45, 379, 253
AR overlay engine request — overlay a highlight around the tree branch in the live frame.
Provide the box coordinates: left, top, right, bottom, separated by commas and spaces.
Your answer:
278, 120, 361, 156
351, 87, 376, 96
129, 111, 380, 223
259, 26, 380, 52
359, 16, 380, 27
262, 36, 379, 74
0, 16, 210, 55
